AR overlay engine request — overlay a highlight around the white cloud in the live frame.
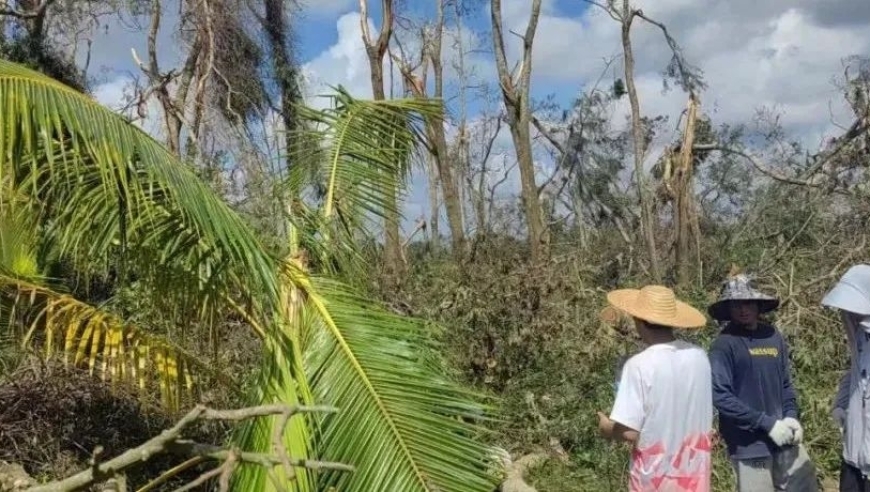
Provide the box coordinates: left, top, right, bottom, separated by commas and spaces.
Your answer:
509, 0, 870, 145
301, 12, 379, 106
299, 0, 356, 16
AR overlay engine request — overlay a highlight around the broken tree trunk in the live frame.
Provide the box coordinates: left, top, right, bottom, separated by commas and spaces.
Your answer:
674, 93, 700, 286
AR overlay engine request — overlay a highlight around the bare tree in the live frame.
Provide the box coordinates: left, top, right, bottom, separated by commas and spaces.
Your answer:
490, 0, 550, 262
451, 0, 472, 234
131, 0, 194, 156
615, 0, 659, 280
426, 0, 466, 255
130, 0, 267, 163
391, 0, 466, 256
359, 0, 405, 285
468, 110, 504, 235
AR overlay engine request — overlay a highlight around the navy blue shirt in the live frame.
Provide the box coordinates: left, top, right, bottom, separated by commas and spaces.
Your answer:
709, 322, 799, 460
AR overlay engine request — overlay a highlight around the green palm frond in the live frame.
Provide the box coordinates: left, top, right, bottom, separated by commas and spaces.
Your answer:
286, 87, 440, 275
0, 59, 281, 317
233, 258, 322, 492
236, 261, 497, 492
0, 59, 289, 407
1, 61, 497, 492
292, 86, 436, 220
0, 274, 224, 409
300, 276, 496, 492
0, 204, 40, 279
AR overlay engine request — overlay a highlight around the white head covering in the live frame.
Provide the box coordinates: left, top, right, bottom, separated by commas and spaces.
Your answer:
823, 264, 870, 331
823, 264, 870, 315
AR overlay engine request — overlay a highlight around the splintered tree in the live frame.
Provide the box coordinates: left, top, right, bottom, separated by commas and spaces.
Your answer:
584, 0, 705, 282
491, 0, 550, 263
656, 94, 707, 286
673, 94, 701, 285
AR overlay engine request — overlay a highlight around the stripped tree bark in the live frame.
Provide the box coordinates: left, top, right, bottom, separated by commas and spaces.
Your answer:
393, 27, 438, 245
427, 0, 466, 255
490, 0, 550, 262
673, 93, 701, 286
452, 0, 473, 233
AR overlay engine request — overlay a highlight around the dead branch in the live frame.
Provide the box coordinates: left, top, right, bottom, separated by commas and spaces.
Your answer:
777, 234, 867, 308
631, 10, 706, 92
488, 156, 518, 220
693, 143, 855, 195
359, 0, 393, 57
22, 404, 352, 492
580, 0, 622, 22
499, 450, 555, 492
799, 118, 868, 179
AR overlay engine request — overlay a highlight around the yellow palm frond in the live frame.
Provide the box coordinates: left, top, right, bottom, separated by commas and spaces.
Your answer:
1, 275, 219, 410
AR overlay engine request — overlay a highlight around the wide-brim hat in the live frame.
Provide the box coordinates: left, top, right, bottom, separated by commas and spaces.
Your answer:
822, 264, 870, 316
708, 274, 779, 321
604, 285, 707, 329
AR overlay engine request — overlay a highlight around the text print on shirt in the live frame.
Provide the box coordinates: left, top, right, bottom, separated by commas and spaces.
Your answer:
748, 347, 779, 357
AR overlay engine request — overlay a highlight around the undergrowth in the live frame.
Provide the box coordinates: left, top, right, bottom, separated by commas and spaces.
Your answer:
0, 358, 227, 490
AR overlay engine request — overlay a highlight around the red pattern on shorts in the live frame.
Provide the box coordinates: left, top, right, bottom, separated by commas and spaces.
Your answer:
629, 432, 712, 492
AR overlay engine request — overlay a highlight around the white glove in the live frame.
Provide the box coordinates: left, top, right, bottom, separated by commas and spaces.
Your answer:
783, 417, 804, 443
768, 419, 794, 447
832, 407, 847, 434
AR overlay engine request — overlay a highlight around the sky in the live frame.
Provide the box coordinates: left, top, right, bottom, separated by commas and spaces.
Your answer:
86, 0, 870, 234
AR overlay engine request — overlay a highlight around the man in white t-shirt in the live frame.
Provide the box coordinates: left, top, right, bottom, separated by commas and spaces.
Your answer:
597, 285, 713, 492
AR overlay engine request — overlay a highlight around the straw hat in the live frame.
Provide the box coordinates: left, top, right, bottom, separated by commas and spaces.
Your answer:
604, 285, 707, 329
708, 274, 779, 321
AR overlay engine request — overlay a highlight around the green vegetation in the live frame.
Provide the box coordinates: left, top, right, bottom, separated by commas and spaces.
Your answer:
0, 1, 867, 491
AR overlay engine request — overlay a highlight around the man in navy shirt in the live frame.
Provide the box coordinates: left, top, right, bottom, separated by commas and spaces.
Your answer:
708, 274, 817, 492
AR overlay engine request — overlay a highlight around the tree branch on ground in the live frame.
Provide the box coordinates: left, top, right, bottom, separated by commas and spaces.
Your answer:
21, 404, 352, 492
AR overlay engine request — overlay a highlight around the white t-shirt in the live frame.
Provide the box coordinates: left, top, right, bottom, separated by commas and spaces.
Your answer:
610, 340, 714, 492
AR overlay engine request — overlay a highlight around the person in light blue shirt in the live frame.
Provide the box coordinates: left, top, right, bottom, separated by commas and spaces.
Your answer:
822, 264, 870, 492
708, 274, 817, 492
